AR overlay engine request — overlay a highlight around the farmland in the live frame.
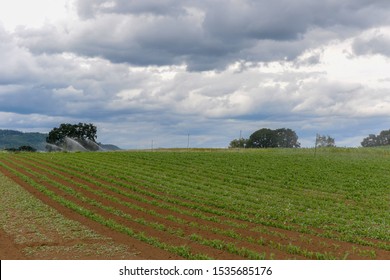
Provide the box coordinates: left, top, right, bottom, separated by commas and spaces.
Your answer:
0, 148, 389, 259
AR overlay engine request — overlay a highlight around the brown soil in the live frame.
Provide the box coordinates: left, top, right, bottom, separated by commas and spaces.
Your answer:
0, 228, 25, 259
1, 155, 389, 260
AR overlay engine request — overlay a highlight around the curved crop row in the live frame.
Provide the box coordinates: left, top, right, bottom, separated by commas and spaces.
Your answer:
0, 149, 389, 260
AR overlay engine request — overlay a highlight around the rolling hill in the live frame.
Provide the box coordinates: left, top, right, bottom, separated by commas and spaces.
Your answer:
0, 129, 47, 151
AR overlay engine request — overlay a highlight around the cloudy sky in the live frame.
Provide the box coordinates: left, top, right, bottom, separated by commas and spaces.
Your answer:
1, 0, 390, 148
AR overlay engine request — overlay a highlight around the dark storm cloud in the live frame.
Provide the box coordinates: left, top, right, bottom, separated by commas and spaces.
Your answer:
16, 0, 390, 71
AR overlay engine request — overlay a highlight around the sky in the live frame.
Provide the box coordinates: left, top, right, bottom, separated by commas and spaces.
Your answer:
1, 0, 390, 149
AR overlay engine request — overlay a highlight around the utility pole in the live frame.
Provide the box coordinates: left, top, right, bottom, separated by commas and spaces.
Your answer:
187, 133, 190, 149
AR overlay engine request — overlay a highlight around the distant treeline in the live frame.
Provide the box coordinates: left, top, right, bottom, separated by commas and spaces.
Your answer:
4, 145, 37, 152
230, 128, 390, 148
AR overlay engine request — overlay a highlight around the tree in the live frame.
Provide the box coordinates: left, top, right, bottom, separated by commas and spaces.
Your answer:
361, 129, 390, 147
275, 128, 300, 148
46, 123, 97, 147
361, 134, 377, 147
229, 138, 248, 148
315, 134, 336, 148
246, 128, 300, 148
18, 145, 37, 152
247, 128, 275, 148
377, 130, 390, 146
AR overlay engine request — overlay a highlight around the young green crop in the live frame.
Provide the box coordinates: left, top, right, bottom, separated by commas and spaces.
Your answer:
8, 150, 390, 242
1, 148, 389, 259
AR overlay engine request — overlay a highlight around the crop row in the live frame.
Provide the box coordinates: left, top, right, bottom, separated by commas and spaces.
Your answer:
3, 155, 346, 259
0, 150, 389, 259
1, 157, 300, 259
23, 151, 389, 244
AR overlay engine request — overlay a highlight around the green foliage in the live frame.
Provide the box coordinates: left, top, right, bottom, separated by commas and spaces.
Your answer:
361, 129, 390, 147
46, 123, 97, 146
18, 145, 37, 152
4, 145, 37, 152
247, 128, 300, 148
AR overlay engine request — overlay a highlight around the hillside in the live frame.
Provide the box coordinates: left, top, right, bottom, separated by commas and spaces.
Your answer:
0, 129, 47, 151
0, 129, 121, 151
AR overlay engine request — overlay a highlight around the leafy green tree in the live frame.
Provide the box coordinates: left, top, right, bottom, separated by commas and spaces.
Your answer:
46, 123, 97, 146
361, 129, 390, 147
247, 128, 275, 148
361, 134, 377, 147
246, 128, 300, 148
377, 130, 390, 146
275, 128, 300, 148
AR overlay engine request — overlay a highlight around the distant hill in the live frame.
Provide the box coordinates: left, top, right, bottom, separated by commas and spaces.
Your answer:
99, 143, 122, 151
0, 129, 121, 151
0, 129, 47, 151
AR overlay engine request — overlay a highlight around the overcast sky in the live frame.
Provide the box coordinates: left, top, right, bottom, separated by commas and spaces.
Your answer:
1, 0, 390, 148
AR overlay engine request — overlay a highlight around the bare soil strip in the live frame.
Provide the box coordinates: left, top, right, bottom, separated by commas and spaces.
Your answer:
0, 228, 25, 259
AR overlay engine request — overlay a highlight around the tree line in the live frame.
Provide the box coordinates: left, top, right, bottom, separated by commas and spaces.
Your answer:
230, 128, 390, 148
4, 123, 388, 151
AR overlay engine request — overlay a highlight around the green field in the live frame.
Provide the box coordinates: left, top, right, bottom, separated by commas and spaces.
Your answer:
0, 148, 389, 259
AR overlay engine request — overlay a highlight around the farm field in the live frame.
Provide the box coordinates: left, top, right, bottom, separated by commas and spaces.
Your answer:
0, 148, 389, 260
